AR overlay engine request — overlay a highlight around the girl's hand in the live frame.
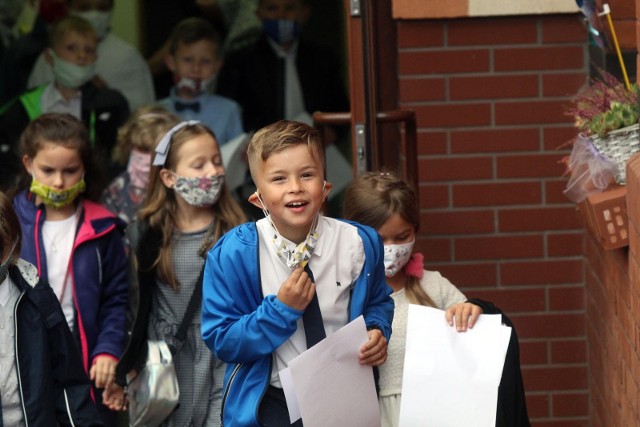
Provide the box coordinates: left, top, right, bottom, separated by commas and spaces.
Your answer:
90, 355, 117, 389
276, 267, 315, 311
359, 328, 387, 366
102, 383, 127, 411
445, 302, 484, 332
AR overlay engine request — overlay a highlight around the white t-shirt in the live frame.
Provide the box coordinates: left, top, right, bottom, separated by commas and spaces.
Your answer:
42, 213, 77, 330
256, 216, 365, 387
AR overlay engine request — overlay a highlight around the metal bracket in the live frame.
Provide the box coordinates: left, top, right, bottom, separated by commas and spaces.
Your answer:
350, 0, 361, 16
354, 123, 366, 174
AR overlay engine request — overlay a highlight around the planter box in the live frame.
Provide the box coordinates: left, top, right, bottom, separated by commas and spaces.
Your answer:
580, 186, 628, 250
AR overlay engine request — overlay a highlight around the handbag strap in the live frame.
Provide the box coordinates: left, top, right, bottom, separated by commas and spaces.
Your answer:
174, 265, 204, 344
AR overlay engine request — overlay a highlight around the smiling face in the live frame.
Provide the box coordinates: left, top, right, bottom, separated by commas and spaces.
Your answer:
249, 143, 330, 243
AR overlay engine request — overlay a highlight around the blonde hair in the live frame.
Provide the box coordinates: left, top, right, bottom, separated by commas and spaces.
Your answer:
112, 106, 180, 165
247, 120, 325, 182
343, 171, 436, 307
49, 15, 96, 49
137, 123, 246, 290
0, 191, 21, 265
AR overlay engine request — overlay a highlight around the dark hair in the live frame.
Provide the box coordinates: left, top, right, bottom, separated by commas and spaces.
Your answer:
0, 190, 22, 264
168, 17, 222, 55
48, 14, 96, 48
15, 113, 104, 201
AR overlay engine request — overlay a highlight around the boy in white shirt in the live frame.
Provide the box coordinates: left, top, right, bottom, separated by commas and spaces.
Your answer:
201, 119, 393, 427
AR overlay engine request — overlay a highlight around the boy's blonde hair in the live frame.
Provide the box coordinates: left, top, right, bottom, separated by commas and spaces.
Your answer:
112, 106, 180, 165
138, 123, 246, 290
49, 15, 96, 49
247, 120, 325, 182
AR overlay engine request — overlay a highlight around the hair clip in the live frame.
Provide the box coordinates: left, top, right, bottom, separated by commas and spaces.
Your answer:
153, 120, 199, 166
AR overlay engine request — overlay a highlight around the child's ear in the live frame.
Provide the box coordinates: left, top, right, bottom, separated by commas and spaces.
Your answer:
22, 155, 33, 175
323, 180, 333, 199
164, 54, 176, 73
247, 191, 263, 209
158, 168, 175, 188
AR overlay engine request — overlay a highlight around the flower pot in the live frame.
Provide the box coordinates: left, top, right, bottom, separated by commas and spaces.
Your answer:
589, 124, 640, 185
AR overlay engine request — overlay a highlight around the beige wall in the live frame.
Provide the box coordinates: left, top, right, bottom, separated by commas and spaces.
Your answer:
111, 0, 140, 49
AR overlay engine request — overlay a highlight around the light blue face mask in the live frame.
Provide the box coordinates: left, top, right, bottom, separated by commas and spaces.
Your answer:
0, 240, 17, 283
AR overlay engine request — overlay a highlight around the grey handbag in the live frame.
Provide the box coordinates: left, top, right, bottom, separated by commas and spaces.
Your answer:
126, 266, 205, 427
127, 340, 180, 427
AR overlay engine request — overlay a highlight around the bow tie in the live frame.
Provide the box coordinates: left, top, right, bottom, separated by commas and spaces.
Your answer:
175, 101, 201, 113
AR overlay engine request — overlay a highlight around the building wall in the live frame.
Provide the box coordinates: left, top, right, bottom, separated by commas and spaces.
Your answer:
396, 14, 590, 425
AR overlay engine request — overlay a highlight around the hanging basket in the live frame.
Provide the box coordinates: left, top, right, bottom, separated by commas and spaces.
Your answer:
589, 123, 640, 185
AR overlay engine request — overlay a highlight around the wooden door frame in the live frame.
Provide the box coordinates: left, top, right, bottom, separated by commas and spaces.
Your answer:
343, 0, 401, 175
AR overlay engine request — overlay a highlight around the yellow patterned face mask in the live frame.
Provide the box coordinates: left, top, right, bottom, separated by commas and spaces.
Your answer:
30, 177, 86, 208
254, 191, 319, 270
272, 229, 319, 270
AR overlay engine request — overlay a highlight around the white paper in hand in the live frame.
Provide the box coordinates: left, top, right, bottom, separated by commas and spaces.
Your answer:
280, 315, 381, 427
399, 305, 511, 427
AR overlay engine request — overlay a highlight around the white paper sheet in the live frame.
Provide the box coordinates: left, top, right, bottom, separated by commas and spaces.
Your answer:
280, 316, 381, 427
220, 132, 251, 192
399, 305, 511, 427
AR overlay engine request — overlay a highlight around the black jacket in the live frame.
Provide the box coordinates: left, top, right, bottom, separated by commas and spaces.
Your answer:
468, 298, 531, 427
217, 34, 349, 132
3, 259, 103, 427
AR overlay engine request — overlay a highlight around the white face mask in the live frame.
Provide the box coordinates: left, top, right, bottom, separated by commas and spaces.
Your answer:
383, 240, 415, 278
50, 50, 96, 88
175, 76, 215, 96
72, 10, 112, 40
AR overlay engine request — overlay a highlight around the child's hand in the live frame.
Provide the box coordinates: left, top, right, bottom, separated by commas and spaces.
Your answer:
445, 302, 484, 332
90, 355, 117, 389
276, 267, 315, 311
102, 383, 127, 411
359, 328, 387, 366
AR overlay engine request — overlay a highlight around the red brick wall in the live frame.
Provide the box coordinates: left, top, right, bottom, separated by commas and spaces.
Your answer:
584, 156, 640, 427
396, 15, 590, 425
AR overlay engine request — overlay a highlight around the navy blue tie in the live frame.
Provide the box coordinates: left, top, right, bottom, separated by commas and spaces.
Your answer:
302, 263, 326, 348
175, 101, 201, 113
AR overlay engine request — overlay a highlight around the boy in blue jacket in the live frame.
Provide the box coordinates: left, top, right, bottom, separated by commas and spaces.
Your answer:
201, 119, 393, 426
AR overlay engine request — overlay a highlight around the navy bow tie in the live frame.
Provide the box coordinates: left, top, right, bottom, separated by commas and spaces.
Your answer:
175, 101, 201, 113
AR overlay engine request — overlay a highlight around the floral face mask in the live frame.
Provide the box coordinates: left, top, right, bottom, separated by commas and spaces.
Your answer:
30, 176, 86, 208
171, 173, 225, 207
383, 240, 415, 278
127, 149, 151, 189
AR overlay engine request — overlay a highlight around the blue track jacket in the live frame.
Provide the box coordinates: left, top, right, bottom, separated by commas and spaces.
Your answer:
201, 219, 394, 427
